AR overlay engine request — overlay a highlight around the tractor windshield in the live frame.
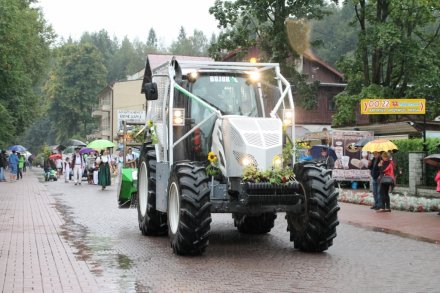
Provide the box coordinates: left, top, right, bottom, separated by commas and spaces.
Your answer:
191, 75, 260, 116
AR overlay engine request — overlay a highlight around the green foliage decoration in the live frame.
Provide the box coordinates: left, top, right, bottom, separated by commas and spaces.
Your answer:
242, 165, 294, 184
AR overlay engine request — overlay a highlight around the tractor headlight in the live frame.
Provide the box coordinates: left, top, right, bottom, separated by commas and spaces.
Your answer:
172, 108, 185, 126
247, 71, 260, 83
282, 109, 294, 126
187, 71, 198, 82
242, 157, 252, 167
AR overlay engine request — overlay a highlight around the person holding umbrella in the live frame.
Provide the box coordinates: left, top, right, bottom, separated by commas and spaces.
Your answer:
368, 151, 382, 210
97, 148, 113, 190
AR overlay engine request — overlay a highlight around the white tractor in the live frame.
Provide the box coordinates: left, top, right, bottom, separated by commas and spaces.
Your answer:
137, 57, 339, 255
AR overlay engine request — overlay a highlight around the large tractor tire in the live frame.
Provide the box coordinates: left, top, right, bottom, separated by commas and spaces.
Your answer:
137, 143, 167, 236
167, 163, 211, 255
286, 161, 339, 252
233, 213, 277, 234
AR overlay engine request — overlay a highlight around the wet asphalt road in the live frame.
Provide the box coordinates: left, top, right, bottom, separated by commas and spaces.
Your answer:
41, 173, 440, 293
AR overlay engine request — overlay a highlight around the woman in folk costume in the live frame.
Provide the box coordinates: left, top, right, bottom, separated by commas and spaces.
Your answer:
98, 148, 113, 190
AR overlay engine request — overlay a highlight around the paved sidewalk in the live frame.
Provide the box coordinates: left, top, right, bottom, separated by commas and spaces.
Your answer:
339, 202, 440, 244
0, 172, 99, 292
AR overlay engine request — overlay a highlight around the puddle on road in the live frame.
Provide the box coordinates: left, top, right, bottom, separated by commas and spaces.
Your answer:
53, 200, 138, 292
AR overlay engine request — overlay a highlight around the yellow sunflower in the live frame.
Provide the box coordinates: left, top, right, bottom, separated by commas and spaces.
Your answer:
208, 151, 217, 163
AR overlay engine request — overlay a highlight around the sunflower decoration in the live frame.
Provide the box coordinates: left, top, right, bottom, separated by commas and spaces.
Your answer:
146, 120, 158, 144
208, 151, 217, 163
206, 151, 220, 177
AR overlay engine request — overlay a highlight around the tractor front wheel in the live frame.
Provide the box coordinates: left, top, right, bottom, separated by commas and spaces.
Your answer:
286, 161, 339, 252
168, 163, 211, 255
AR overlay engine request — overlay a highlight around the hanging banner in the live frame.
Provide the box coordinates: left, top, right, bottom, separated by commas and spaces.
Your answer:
360, 99, 426, 115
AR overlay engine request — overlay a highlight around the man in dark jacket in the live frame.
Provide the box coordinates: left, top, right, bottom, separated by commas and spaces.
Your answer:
368, 151, 382, 209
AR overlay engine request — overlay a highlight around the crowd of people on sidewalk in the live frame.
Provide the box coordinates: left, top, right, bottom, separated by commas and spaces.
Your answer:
45, 147, 138, 191
0, 150, 32, 182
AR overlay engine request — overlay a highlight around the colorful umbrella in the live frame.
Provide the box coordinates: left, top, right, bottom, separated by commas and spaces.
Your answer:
362, 139, 398, 153
424, 154, 440, 167
79, 148, 95, 154
8, 145, 27, 152
49, 154, 62, 160
87, 139, 115, 150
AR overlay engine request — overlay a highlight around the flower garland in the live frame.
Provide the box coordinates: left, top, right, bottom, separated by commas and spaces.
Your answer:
242, 165, 294, 184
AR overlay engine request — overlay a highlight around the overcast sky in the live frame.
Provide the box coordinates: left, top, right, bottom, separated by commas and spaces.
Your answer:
36, 0, 220, 46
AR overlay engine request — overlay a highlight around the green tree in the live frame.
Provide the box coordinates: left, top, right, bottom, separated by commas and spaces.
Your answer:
189, 29, 209, 56
80, 30, 118, 82
209, 0, 337, 109
209, 0, 335, 62
146, 28, 158, 52
0, 0, 53, 145
48, 43, 107, 141
170, 27, 193, 55
311, 3, 358, 66
333, 0, 440, 126
110, 37, 145, 81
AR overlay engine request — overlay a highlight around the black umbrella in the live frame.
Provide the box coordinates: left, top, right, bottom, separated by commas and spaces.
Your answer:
61, 139, 86, 147
424, 154, 440, 167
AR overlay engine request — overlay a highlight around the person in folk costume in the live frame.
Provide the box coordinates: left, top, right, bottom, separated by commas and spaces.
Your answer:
98, 148, 114, 190
71, 147, 85, 185
64, 157, 71, 183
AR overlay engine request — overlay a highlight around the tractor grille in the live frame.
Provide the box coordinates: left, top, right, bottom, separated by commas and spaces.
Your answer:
229, 118, 281, 148
242, 182, 302, 205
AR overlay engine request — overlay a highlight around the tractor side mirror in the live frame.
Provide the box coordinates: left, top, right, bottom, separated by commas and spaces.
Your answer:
144, 82, 158, 100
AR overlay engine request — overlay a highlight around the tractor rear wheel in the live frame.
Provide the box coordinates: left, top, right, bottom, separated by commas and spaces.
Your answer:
167, 163, 211, 255
137, 143, 167, 236
286, 161, 339, 252
233, 213, 277, 234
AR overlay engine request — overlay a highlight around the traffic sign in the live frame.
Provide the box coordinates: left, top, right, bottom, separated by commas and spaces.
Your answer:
360, 99, 426, 115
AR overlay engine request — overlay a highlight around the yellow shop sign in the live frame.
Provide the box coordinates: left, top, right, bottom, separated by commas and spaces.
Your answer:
360, 99, 426, 115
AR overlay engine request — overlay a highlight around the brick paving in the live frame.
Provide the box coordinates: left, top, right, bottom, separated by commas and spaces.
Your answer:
0, 173, 99, 292
339, 202, 440, 244
1, 170, 440, 292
